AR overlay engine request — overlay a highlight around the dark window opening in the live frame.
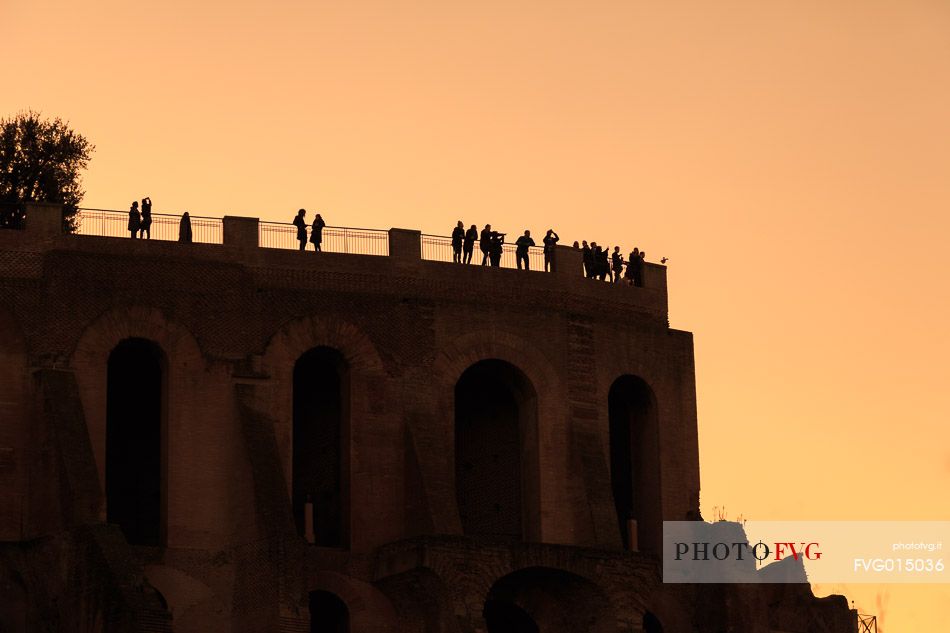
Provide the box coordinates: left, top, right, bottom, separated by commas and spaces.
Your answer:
455, 359, 535, 538
293, 347, 347, 547
608, 375, 660, 553
106, 338, 164, 546
309, 590, 349, 633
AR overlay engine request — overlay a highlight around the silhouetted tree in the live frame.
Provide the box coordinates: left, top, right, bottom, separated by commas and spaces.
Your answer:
0, 111, 95, 231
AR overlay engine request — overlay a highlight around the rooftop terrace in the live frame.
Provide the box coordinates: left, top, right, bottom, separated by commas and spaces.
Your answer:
0, 202, 670, 319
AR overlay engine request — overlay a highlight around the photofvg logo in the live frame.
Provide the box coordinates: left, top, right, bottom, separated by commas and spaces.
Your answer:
662, 521, 949, 584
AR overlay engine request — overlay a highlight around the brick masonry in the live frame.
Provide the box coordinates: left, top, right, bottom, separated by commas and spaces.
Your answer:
0, 211, 853, 632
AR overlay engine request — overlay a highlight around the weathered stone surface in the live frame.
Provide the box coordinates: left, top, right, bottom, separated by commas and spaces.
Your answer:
0, 221, 852, 632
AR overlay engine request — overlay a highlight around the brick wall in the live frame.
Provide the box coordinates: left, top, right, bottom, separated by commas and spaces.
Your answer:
0, 225, 854, 632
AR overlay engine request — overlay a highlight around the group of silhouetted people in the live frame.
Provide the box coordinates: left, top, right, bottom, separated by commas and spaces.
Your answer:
126, 197, 152, 239
123, 203, 651, 282
577, 241, 648, 286
293, 208, 327, 251
450, 222, 560, 272
126, 198, 194, 243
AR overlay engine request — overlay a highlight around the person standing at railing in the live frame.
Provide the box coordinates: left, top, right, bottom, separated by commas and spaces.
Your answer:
140, 197, 152, 239
542, 229, 559, 272
293, 209, 308, 251
463, 224, 478, 264
581, 241, 592, 278
179, 212, 192, 243
480, 224, 492, 265
629, 247, 643, 287
310, 213, 326, 251
488, 231, 504, 267
611, 246, 624, 283
451, 221, 465, 263
127, 201, 141, 239
597, 243, 610, 281
515, 230, 535, 270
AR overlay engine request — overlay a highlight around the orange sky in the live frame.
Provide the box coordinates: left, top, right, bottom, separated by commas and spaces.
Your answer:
6, 0, 949, 628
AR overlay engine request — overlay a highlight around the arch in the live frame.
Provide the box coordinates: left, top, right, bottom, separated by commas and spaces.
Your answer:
293, 346, 348, 547
303, 571, 399, 633
261, 316, 396, 551
434, 330, 561, 542
608, 375, 661, 554
483, 567, 615, 633
455, 359, 536, 539
262, 316, 388, 378
107, 338, 166, 545
309, 590, 349, 633
71, 305, 205, 531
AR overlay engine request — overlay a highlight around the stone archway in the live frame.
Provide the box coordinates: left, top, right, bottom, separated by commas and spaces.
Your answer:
71, 306, 205, 535
261, 316, 399, 551
454, 359, 537, 539
433, 330, 563, 543
483, 567, 615, 633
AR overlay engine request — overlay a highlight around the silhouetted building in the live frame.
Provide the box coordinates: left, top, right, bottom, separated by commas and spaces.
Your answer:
0, 204, 855, 633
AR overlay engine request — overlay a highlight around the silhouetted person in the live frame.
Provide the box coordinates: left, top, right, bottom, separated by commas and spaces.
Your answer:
599, 246, 610, 281
451, 220, 465, 263
542, 229, 559, 271
515, 230, 535, 270
611, 246, 624, 283
488, 231, 504, 267
293, 208, 307, 251
127, 201, 140, 239
582, 240, 592, 278
178, 212, 192, 243
310, 213, 326, 251
592, 242, 608, 280
624, 247, 638, 285
463, 224, 478, 264
480, 224, 492, 265
139, 197, 152, 239
630, 247, 644, 287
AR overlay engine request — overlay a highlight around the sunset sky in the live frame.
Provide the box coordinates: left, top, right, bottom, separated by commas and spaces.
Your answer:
6, 0, 949, 628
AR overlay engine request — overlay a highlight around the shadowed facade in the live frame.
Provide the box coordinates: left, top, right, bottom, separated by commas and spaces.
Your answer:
0, 205, 855, 632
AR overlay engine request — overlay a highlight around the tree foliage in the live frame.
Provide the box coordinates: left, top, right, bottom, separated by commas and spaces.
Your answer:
0, 111, 95, 231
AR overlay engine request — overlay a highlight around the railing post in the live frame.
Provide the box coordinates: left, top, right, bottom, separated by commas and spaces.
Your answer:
552, 244, 583, 276
223, 216, 259, 248
24, 203, 64, 236
388, 228, 421, 261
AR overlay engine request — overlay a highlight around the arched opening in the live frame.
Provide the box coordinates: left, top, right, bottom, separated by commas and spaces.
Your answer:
455, 359, 537, 539
107, 338, 165, 546
608, 375, 661, 553
293, 347, 348, 548
643, 611, 664, 633
483, 567, 614, 633
308, 590, 349, 633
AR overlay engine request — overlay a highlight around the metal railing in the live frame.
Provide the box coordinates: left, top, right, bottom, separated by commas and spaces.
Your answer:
421, 234, 548, 271
258, 221, 389, 256
76, 208, 223, 244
